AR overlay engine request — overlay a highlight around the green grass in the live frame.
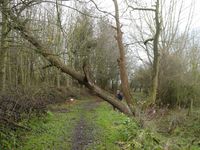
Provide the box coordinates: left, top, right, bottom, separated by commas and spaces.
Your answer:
87, 102, 162, 150
2, 98, 199, 150
17, 102, 82, 150
16, 100, 137, 150
89, 101, 200, 150
87, 103, 132, 150
157, 108, 200, 150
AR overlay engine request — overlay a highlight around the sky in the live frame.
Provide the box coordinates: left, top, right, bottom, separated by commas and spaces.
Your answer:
192, 0, 200, 29
90, 0, 200, 31
61, 0, 200, 34
86, 0, 200, 65
61, 0, 200, 65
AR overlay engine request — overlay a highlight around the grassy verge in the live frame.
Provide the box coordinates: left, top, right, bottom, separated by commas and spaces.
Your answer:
148, 108, 200, 150
87, 102, 162, 150
87, 102, 134, 150
17, 101, 83, 150
3, 98, 199, 150
15, 100, 134, 150
88, 101, 200, 150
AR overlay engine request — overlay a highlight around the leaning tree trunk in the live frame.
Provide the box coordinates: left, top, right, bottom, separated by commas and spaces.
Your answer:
151, 0, 161, 105
112, 0, 135, 114
2, 7, 132, 116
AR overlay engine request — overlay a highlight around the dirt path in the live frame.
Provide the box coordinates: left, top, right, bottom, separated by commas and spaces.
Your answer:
71, 100, 99, 150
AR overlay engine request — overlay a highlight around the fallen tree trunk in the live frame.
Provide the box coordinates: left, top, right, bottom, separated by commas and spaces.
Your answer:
2, 8, 132, 116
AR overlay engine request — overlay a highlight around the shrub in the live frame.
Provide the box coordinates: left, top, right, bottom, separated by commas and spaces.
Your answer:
0, 84, 75, 149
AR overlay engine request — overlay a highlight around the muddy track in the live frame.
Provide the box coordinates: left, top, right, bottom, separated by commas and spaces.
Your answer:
71, 101, 99, 150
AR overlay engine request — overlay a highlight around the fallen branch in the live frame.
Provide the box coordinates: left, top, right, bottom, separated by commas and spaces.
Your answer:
0, 117, 31, 131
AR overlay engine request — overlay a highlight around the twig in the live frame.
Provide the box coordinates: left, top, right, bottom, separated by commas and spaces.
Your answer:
0, 117, 31, 131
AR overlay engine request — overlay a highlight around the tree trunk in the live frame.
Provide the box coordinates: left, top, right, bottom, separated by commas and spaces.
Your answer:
150, 0, 161, 105
3, 8, 133, 116
112, 0, 135, 114
0, 0, 9, 91
55, 0, 62, 88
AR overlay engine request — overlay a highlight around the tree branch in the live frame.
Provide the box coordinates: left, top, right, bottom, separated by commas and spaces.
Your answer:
144, 38, 154, 45
128, 5, 156, 12
89, 0, 115, 18
0, 117, 31, 131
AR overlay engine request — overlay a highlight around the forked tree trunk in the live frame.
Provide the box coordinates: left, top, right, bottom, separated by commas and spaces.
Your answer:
112, 0, 135, 114
3, 8, 132, 116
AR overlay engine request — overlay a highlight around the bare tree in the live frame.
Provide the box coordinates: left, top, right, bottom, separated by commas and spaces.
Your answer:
0, 0, 9, 91
0, 3, 133, 116
112, 0, 135, 114
151, 0, 161, 105
126, 0, 194, 105
127, 0, 161, 105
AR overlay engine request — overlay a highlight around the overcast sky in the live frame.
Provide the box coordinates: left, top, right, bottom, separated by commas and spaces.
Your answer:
61, 0, 199, 65
89, 0, 200, 31
85, 0, 200, 65
192, 0, 200, 29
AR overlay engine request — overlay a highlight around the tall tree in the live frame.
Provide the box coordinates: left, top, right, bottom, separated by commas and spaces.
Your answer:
94, 18, 119, 90
126, 0, 161, 105
0, 0, 9, 91
67, 11, 94, 71
112, 0, 135, 114
151, 0, 161, 105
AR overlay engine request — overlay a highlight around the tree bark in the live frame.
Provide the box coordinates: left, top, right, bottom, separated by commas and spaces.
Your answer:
112, 0, 135, 114
0, 0, 9, 91
55, 0, 62, 88
2, 7, 132, 116
151, 0, 161, 105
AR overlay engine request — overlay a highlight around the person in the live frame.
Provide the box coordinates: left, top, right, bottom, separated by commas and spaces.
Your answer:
113, 90, 123, 110
116, 90, 123, 101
